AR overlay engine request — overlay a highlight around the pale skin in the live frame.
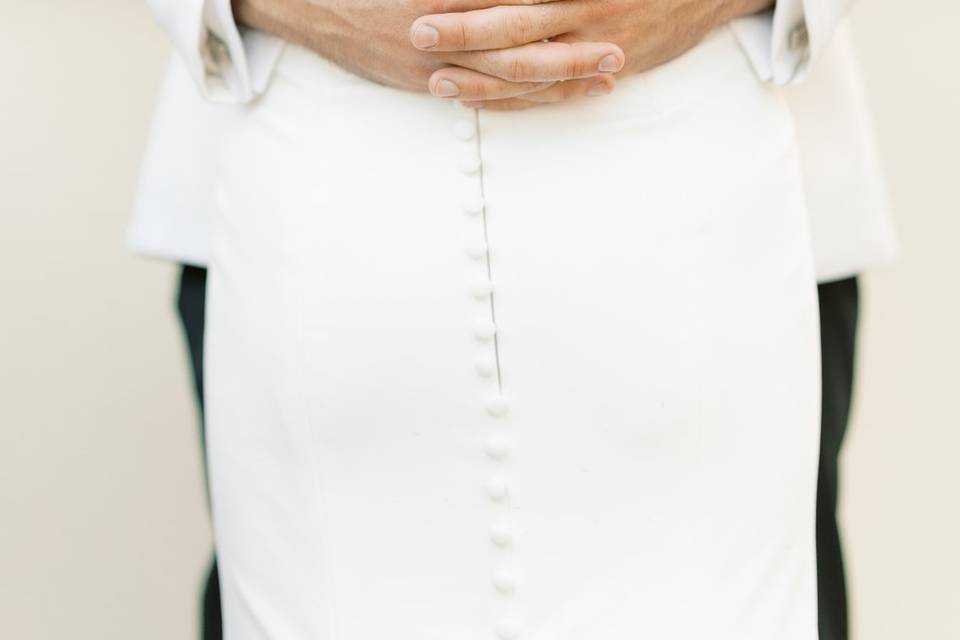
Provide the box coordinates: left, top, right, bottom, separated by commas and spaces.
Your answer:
232, 0, 775, 109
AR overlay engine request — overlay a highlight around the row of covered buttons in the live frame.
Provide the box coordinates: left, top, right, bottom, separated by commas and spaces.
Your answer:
454, 104, 523, 640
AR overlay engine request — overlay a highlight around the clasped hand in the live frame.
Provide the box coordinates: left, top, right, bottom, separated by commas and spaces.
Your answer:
234, 0, 771, 109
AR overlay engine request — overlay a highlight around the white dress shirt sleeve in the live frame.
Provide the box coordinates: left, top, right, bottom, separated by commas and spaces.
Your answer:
730, 0, 855, 85
146, 0, 284, 103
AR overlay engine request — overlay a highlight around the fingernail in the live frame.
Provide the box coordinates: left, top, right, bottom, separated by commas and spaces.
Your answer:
587, 80, 612, 97
413, 24, 440, 49
598, 54, 622, 73
434, 79, 460, 98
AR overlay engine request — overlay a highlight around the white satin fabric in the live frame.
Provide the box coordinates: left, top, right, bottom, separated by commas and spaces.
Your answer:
128, 28, 898, 281
205, 28, 821, 640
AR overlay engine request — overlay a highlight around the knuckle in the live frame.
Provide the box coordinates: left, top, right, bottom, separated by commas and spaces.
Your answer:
505, 54, 526, 82
420, 0, 451, 13
507, 9, 536, 45
582, 1, 604, 19
511, 61, 525, 82
473, 79, 491, 100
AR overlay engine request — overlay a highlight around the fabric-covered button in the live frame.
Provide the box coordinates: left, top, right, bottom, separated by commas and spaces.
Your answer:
459, 155, 482, 175
493, 569, 517, 594
490, 523, 514, 547
474, 320, 497, 341
486, 475, 509, 501
484, 434, 509, 460
466, 239, 488, 259
454, 120, 476, 141
462, 195, 485, 216
486, 396, 509, 417
475, 356, 496, 378
471, 279, 493, 299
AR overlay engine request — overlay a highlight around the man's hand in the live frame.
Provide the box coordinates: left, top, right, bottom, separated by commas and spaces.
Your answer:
412, 0, 775, 109
232, 0, 623, 101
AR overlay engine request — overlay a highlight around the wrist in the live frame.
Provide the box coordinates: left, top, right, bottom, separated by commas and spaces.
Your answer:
233, 0, 297, 37
232, 0, 338, 51
715, 0, 776, 27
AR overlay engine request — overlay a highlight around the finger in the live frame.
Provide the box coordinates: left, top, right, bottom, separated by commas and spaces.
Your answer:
428, 67, 556, 100
518, 73, 616, 102
462, 98, 540, 111
424, 0, 563, 13
411, 4, 583, 52
445, 41, 624, 83
460, 74, 615, 109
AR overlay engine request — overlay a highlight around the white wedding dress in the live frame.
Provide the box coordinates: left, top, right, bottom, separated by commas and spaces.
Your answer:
205, 27, 821, 640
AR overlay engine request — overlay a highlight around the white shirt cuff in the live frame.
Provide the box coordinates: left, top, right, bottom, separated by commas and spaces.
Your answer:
199, 0, 285, 103
730, 2, 813, 86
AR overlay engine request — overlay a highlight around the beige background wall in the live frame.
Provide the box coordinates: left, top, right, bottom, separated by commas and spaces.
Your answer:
0, 1, 956, 638
845, 3, 960, 637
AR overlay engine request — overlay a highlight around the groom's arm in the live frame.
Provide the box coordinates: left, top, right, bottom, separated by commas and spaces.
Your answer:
416, 0, 858, 106
732, 0, 857, 83
147, 0, 625, 105
232, 0, 623, 92
145, 0, 283, 103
